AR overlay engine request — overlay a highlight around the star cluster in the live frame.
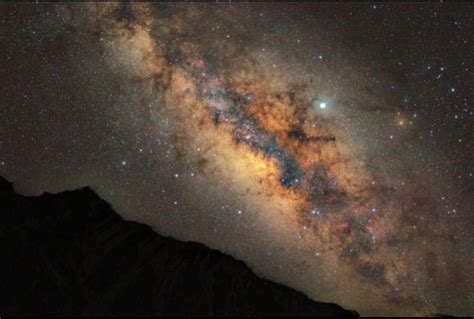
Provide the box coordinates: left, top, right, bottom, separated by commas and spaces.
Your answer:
1, 3, 473, 316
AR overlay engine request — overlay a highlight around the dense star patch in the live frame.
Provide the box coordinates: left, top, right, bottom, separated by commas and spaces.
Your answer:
1, 2, 472, 317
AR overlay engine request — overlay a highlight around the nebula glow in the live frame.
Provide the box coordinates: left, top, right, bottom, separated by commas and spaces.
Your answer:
1, 3, 473, 316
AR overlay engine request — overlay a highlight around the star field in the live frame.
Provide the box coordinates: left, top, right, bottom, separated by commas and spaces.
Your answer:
1, 3, 473, 316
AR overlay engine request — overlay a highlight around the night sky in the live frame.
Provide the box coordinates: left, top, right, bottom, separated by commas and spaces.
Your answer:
1, 2, 473, 316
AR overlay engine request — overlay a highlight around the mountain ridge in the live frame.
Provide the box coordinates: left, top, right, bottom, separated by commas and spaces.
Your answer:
0, 175, 357, 316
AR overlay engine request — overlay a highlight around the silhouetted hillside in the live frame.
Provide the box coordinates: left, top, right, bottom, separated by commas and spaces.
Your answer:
0, 176, 357, 317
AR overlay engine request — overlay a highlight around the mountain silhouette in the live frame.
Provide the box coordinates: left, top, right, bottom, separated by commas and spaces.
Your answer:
0, 176, 357, 316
